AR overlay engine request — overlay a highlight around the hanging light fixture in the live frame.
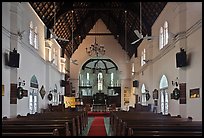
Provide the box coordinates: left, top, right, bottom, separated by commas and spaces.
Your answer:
86, 21, 105, 57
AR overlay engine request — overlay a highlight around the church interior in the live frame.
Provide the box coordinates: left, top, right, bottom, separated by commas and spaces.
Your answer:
2, 2, 202, 136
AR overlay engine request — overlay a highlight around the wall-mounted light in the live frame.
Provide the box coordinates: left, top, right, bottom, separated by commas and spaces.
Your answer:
60, 57, 66, 64
172, 77, 179, 87
18, 77, 25, 87
45, 39, 53, 49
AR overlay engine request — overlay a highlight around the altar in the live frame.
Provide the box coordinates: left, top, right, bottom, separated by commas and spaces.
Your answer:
92, 92, 107, 112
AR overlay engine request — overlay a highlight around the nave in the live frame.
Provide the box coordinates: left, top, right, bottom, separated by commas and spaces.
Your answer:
2, 2, 202, 136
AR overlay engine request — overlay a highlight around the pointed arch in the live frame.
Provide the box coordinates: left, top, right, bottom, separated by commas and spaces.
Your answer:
159, 75, 168, 89
30, 75, 39, 88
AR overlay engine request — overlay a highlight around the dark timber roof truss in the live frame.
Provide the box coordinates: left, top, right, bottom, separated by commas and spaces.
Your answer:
29, 2, 167, 58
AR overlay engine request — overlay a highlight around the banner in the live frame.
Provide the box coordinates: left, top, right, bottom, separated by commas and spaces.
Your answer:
64, 96, 76, 108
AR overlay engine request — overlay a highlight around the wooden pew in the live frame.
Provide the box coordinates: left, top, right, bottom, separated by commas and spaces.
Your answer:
3, 117, 74, 136
31, 111, 86, 135
29, 111, 87, 135
110, 111, 202, 136
127, 128, 202, 136
2, 126, 60, 136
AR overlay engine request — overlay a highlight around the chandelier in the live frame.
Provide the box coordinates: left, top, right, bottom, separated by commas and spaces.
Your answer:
86, 21, 105, 57
86, 37, 105, 57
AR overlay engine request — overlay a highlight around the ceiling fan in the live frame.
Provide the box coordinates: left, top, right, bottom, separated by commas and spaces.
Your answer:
48, 2, 70, 42
131, 2, 157, 45
70, 10, 78, 65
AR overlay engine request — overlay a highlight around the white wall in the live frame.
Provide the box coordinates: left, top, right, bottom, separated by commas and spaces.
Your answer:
132, 2, 202, 120
2, 2, 65, 117
2, 2, 12, 117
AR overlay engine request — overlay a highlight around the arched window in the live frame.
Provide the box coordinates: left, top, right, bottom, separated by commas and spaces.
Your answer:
159, 21, 169, 50
131, 63, 135, 76
141, 51, 143, 66
98, 72, 103, 91
52, 48, 58, 66
141, 48, 146, 66
143, 48, 146, 64
29, 21, 34, 46
159, 75, 169, 115
34, 26, 38, 49
159, 27, 164, 49
141, 84, 147, 106
164, 21, 168, 46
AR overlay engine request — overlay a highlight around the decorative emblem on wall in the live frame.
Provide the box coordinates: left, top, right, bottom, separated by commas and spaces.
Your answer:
17, 86, 24, 99
173, 88, 180, 100
48, 93, 53, 101
146, 93, 151, 101
39, 85, 46, 99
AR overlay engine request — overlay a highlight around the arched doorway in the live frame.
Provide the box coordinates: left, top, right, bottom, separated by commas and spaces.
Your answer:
159, 75, 169, 115
29, 75, 39, 114
141, 84, 147, 106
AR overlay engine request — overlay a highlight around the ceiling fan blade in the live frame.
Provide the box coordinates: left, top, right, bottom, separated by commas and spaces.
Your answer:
71, 59, 78, 65
131, 38, 142, 45
143, 35, 152, 40
72, 61, 78, 65
49, 29, 56, 36
134, 30, 143, 39
49, 29, 69, 42
56, 37, 70, 42
143, 35, 158, 40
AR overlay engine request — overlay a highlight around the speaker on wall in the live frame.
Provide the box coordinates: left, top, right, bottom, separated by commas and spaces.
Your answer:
60, 80, 66, 87
133, 80, 139, 87
176, 48, 187, 68
8, 48, 20, 68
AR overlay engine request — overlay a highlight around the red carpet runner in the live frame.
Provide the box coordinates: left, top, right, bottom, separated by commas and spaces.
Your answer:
88, 111, 110, 117
87, 117, 107, 136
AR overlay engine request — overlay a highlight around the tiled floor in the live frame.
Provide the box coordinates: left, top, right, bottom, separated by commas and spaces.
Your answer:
82, 117, 111, 136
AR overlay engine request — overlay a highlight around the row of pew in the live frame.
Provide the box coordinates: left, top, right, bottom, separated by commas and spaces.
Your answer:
2, 110, 88, 136
110, 111, 202, 136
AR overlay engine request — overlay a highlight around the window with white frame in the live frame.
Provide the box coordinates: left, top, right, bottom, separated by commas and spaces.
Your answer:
141, 84, 147, 106
87, 72, 90, 85
52, 47, 58, 66
29, 21, 39, 49
132, 63, 135, 76
98, 72, 103, 91
110, 72, 114, 86
164, 21, 168, 45
141, 48, 146, 66
60, 58, 66, 73
34, 26, 38, 49
52, 85, 58, 105
29, 21, 34, 46
159, 21, 169, 49
29, 75, 39, 114
29, 89, 38, 114
159, 27, 164, 49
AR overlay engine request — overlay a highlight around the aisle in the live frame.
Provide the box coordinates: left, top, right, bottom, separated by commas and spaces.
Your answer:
87, 116, 107, 136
